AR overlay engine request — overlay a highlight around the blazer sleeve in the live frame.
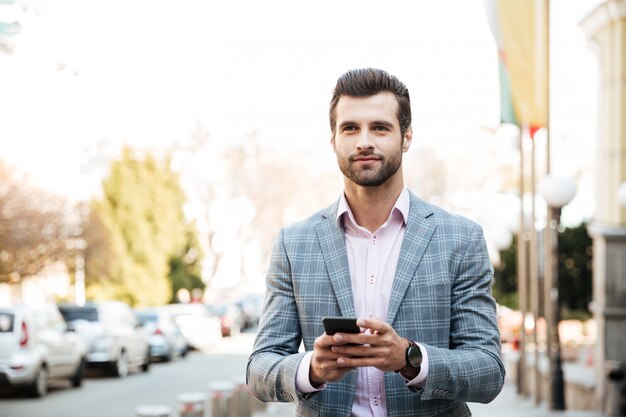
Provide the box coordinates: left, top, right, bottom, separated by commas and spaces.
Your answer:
418, 224, 506, 403
246, 228, 306, 403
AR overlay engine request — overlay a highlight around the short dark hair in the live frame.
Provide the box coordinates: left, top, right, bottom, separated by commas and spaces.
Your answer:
329, 68, 411, 138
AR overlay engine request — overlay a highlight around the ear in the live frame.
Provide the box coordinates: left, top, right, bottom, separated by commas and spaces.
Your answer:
402, 126, 413, 152
330, 134, 336, 151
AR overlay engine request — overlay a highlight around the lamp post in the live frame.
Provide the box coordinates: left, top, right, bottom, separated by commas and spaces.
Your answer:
538, 175, 576, 410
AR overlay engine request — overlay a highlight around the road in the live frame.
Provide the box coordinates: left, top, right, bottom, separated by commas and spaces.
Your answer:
0, 331, 287, 417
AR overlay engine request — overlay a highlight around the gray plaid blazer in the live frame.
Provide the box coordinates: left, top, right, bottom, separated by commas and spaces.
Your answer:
247, 191, 505, 417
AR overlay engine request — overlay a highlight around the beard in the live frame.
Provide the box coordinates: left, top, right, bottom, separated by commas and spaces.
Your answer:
336, 150, 402, 187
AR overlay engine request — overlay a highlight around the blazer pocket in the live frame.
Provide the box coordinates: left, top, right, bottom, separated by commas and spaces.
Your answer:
407, 280, 450, 306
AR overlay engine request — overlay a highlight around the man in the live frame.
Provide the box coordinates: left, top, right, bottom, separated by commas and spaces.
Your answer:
247, 68, 505, 417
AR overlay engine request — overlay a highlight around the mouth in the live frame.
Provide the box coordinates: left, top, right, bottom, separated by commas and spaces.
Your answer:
351, 155, 381, 163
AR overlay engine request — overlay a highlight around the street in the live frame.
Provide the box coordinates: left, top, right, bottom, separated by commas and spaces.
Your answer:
0, 331, 268, 417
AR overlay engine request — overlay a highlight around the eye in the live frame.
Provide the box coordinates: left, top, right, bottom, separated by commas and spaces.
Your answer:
373, 125, 390, 132
342, 125, 357, 132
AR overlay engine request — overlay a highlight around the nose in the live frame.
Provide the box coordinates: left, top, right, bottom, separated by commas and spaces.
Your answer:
356, 131, 374, 151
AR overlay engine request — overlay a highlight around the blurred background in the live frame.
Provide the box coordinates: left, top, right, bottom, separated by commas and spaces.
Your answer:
1, 0, 624, 416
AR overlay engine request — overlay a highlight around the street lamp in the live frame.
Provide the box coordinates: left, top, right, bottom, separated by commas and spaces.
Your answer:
538, 175, 577, 410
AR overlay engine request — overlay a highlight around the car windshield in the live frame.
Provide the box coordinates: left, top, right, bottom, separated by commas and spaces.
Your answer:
59, 307, 99, 322
137, 313, 158, 323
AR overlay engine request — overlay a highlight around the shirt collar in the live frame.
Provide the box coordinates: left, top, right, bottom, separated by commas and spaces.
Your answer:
336, 188, 410, 230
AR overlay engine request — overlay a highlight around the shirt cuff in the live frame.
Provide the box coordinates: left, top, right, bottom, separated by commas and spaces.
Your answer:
296, 351, 327, 394
406, 343, 429, 387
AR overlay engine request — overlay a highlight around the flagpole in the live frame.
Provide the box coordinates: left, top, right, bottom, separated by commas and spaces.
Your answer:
517, 125, 528, 397
529, 127, 541, 406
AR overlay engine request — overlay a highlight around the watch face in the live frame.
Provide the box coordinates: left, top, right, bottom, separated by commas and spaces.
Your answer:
407, 345, 422, 368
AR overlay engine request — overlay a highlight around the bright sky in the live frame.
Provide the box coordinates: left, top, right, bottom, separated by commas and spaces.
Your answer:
0, 0, 601, 221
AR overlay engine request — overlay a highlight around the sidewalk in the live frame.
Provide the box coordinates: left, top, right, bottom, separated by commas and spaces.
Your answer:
471, 381, 602, 417
259, 380, 603, 417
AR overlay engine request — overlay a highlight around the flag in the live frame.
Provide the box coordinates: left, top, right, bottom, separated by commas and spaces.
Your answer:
485, 0, 549, 137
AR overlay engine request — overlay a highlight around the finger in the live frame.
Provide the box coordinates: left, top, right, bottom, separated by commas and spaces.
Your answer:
337, 355, 393, 371
356, 317, 390, 335
332, 331, 379, 347
332, 343, 392, 359
315, 333, 339, 349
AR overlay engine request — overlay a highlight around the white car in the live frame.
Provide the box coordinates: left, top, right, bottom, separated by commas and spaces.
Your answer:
136, 308, 189, 361
0, 304, 87, 397
161, 303, 221, 351
58, 301, 150, 377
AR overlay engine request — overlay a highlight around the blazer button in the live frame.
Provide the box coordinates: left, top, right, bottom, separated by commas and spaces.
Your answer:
278, 392, 293, 401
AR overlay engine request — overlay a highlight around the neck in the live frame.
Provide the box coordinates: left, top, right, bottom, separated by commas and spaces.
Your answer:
343, 174, 404, 233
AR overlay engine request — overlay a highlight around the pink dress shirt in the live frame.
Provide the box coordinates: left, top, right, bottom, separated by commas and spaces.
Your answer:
296, 188, 429, 416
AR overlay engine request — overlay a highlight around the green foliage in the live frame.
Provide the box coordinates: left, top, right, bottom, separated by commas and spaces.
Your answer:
494, 222, 593, 317
493, 235, 518, 309
557, 223, 593, 312
86, 147, 203, 307
168, 226, 205, 303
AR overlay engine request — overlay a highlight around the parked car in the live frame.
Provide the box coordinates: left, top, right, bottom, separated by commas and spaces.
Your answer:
234, 293, 263, 331
136, 308, 189, 361
209, 303, 245, 337
160, 303, 221, 351
58, 301, 150, 377
0, 304, 87, 397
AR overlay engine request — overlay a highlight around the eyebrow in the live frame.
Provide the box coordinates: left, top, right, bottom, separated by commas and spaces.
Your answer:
338, 120, 395, 129
371, 120, 395, 129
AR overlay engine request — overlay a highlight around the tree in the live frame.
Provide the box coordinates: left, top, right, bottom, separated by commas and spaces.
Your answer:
558, 223, 593, 315
495, 222, 593, 319
493, 236, 518, 309
86, 148, 202, 307
0, 160, 75, 284
167, 225, 205, 303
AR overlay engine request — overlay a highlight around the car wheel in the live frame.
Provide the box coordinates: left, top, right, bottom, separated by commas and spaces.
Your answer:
112, 351, 129, 377
71, 358, 86, 387
28, 366, 48, 398
141, 350, 150, 372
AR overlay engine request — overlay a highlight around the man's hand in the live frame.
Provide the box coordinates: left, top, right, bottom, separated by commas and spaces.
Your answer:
326, 318, 408, 373
309, 332, 356, 386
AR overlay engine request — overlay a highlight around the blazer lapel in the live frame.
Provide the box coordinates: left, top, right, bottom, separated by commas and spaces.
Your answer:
387, 192, 437, 325
316, 201, 356, 318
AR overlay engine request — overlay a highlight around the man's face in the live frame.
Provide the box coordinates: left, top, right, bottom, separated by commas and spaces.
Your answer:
331, 92, 412, 187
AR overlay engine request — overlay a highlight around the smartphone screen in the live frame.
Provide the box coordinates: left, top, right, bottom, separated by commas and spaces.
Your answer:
322, 317, 360, 335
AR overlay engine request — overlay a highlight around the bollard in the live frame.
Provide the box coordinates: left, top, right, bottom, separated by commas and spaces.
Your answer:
178, 392, 208, 417
135, 405, 173, 417
231, 376, 251, 417
605, 360, 626, 417
208, 381, 235, 417
248, 393, 267, 417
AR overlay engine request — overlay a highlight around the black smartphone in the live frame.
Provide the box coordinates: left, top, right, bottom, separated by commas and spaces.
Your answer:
322, 317, 360, 335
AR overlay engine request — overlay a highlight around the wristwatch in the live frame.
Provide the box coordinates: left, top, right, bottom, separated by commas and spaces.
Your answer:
395, 339, 422, 379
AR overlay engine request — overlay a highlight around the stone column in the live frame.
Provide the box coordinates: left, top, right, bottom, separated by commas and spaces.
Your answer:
581, 0, 626, 408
